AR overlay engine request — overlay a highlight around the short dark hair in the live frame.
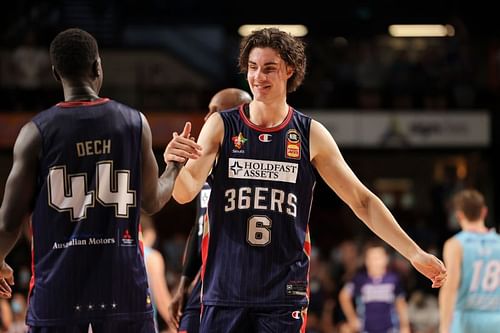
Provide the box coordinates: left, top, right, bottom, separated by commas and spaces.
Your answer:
453, 189, 485, 221
238, 27, 306, 93
50, 28, 99, 79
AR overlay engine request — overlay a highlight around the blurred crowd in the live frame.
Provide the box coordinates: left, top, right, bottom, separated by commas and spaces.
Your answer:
1, 15, 500, 113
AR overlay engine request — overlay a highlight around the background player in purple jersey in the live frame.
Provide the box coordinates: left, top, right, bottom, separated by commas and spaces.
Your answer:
339, 239, 410, 333
170, 27, 447, 332
0, 28, 201, 333
167, 88, 252, 332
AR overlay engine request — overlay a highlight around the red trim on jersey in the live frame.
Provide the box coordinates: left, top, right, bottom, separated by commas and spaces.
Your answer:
300, 308, 308, 333
138, 223, 144, 256
28, 226, 35, 301
200, 213, 210, 284
56, 98, 110, 108
238, 104, 293, 133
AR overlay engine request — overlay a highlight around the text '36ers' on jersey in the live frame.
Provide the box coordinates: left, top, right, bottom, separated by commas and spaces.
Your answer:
28, 98, 152, 325
202, 104, 316, 307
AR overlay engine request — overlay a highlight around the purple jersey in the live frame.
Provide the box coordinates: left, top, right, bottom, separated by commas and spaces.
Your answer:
344, 270, 404, 332
27, 99, 152, 325
201, 105, 316, 307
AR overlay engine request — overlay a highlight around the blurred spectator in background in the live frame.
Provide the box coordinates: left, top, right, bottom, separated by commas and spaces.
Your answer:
339, 239, 410, 333
6, 293, 27, 333
0, 299, 12, 332
9, 29, 50, 111
407, 290, 439, 333
140, 214, 175, 333
330, 239, 360, 332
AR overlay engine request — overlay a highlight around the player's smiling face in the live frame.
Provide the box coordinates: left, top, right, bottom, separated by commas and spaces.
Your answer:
247, 47, 292, 102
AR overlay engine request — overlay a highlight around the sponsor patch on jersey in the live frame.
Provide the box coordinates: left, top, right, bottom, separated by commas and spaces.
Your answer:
228, 158, 299, 183
231, 132, 248, 150
200, 188, 211, 208
286, 280, 307, 296
291, 310, 301, 319
120, 229, 135, 247
285, 129, 301, 159
258, 133, 272, 143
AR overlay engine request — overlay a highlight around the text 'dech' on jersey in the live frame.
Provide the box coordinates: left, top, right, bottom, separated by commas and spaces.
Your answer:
202, 105, 316, 307
28, 99, 152, 325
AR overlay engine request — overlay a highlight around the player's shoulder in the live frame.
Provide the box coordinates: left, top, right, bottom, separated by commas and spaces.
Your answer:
291, 107, 311, 120
106, 98, 140, 114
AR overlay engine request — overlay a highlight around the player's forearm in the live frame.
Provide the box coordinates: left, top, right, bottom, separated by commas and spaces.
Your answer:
354, 193, 421, 260
176, 275, 193, 294
396, 298, 410, 332
172, 167, 202, 204
182, 226, 202, 280
338, 292, 358, 323
438, 286, 456, 333
143, 162, 181, 214
0, 215, 23, 263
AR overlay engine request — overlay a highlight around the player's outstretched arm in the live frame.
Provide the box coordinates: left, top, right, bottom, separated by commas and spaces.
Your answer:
310, 119, 446, 287
0, 122, 40, 297
438, 238, 461, 333
141, 114, 201, 214
172, 113, 223, 204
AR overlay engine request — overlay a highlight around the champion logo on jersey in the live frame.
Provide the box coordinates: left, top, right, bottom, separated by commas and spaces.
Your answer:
291, 310, 301, 319
258, 133, 272, 143
232, 132, 248, 150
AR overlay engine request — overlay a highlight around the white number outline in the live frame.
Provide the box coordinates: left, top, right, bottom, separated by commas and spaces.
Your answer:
48, 161, 136, 221
247, 215, 272, 246
96, 161, 136, 218
48, 165, 95, 221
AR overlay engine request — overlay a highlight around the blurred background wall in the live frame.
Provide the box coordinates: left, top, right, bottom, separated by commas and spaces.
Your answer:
0, 2, 498, 331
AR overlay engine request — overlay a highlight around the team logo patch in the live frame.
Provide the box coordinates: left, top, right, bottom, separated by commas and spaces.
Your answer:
228, 158, 299, 183
232, 132, 248, 150
291, 310, 301, 319
258, 133, 272, 143
285, 129, 301, 159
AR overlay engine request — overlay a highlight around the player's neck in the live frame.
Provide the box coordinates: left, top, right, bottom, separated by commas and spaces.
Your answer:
462, 221, 489, 233
248, 100, 289, 128
63, 84, 100, 102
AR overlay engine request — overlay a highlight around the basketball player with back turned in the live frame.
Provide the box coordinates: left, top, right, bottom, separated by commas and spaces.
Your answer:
439, 189, 500, 333
0, 28, 202, 333
170, 27, 447, 332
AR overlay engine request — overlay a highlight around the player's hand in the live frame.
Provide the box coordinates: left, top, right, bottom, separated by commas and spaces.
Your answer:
0, 261, 14, 298
164, 122, 202, 164
410, 250, 447, 288
347, 317, 361, 332
167, 289, 186, 329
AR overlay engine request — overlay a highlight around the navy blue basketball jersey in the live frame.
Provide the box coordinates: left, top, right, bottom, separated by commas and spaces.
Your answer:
201, 105, 316, 307
27, 98, 153, 325
183, 182, 211, 313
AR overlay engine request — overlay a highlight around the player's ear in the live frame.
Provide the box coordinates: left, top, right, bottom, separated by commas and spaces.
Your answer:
481, 206, 488, 220
51, 66, 61, 82
92, 58, 101, 78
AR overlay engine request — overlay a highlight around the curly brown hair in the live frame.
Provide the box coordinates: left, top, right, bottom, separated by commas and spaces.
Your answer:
238, 27, 306, 93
